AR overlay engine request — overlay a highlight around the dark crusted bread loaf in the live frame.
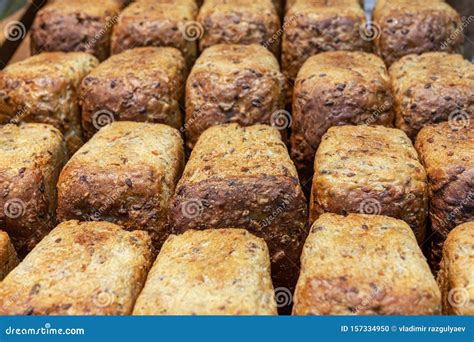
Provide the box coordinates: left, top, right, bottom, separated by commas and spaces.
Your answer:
169, 124, 307, 296
111, 0, 198, 68
0, 220, 153, 315
185, 44, 285, 149
293, 213, 441, 315
291, 51, 394, 179
0, 124, 67, 256
79, 47, 186, 139
31, 0, 125, 61
133, 229, 277, 315
57, 122, 184, 247
389, 52, 473, 140
0, 52, 98, 153
373, 0, 462, 66
0, 231, 18, 280
310, 125, 428, 242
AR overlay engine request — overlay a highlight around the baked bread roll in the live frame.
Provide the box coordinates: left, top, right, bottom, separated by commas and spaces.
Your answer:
293, 213, 441, 315
185, 44, 285, 149
0, 220, 153, 315
0, 124, 67, 256
133, 229, 277, 315
79, 47, 186, 139
0, 231, 18, 280
57, 122, 184, 246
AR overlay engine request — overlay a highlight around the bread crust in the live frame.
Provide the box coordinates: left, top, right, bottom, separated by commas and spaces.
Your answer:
0, 220, 153, 315
293, 213, 441, 315
169, 124, 307, 293
291, 51, 394, 178
133, 229, 277, 315
197, 0, 280, 55
0, 52, 98, 153
373, 0, 462, 66
57, 122, 184, 246
0, 124, 67, 256
111, 0, 198, 68
0, 231, 19, 280
79, 47, 186, 139
31, 0, 125, 61
282, 0, 370, 104
185, 44, 285, 149
389, 53, 473, 140
437, 222, 474, 315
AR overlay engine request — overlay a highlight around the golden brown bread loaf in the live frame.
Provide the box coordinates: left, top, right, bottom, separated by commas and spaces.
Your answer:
0, 220, 153, 315
415, 122, 473, 268
133, 229, 277, 315
197, 0, 280, 55
0, 231, 18, 280
57, 122, 184, 246
0, 124, 67, 256
111, 0, 198, 67
169, 124, 307, 296
291, 51, 394, 179
437, 222, 474, 315
185, 44, 285, 149
282, 0, 370, 104
310, 125, 428, 242
0, 52, 98, 153
293, 213, 441, 315
30, 0, 125, 61
373, 0, 462, 66
79, 47, 186, 139
389, 52, 473, 140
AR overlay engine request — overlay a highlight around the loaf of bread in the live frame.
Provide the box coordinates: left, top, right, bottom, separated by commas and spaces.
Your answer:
415, 122, 473, 267
133, 229, 277, 315
373, 0, 462, 66
310, 125, 428, 242
282, 0, 370, 104
0, 231, 18, 281
0, 124, 67, 256
291, 51, 394, 179
57, 122, 184, 246
0, 52, 98, 153
390, 52, 473, 140
293, 213, 441, 315
79, 47, 186, 139
30, 0, 125, 61
111, 0, 198, 67
185, 44, 285, 149
438, 222, 474, 315
169, 124, 307, 294
197, 0, 280, 55
0, 220, 153, 315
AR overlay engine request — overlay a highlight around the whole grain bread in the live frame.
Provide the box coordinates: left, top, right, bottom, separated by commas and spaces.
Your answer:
0, 231, 18, 280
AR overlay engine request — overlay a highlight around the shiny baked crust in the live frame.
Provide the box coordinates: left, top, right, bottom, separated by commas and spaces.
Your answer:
0, 231, 18, 280
389, 52, 473, 140
291, 51, 394, 178
415, 122, 473, 266
0, 52, 98, 153
438, 222, 474, 315
373, 0, 462, 66
185, 44, 285, 149
282, 0, 370, 104
133, 229, 277, 315
31, 0, 125, 61
310, 125, 428, 241
197, 0, 280, 55
0, 124, 67, 256
79, 47, 186, 139
169, 124, 307, 294
57, 122, 184, 246
0, 220, 153, 315
293, 213, 441, 315
111, 0, 198, 67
